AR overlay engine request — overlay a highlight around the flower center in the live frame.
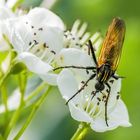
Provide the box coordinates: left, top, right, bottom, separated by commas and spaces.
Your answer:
64, 31, 81, 48
25, 21, 57, 63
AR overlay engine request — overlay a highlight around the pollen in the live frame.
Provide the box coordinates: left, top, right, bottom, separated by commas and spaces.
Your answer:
43, 43, 49, 48
38, 28, 43, 31
116, 95, 120, 100
60, 55, 64, 62
50, 50, 56, 55
33, 40, 38, 45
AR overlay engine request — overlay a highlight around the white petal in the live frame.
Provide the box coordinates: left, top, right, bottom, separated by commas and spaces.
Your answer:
109, 100, 131, 127
91, 99, 131, 132
39, 73, 57, 85
57, 69, 93, 122
0, 88, 20, 114
69, 102, 92, 123
18, 52, 52, 74
12, 22, 32, 52
2, 18, 32, 53
0, 0, 5, 5
57, 69, 83, 104
57, 48, 95, 66
0, 6, 15, 20
110, 77, 121, 92
27, 8, 64, 30
8, 19, 63, 53
56, 48, 95, 81
2, 8, 64, 53
34, 27, 63, 53
107, 77, 121, 111
0, 31, 10, 51
0, 6, 14, 52
81, 77, 97, 97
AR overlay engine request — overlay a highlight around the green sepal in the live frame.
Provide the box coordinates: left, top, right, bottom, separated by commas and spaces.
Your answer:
10, 62, 27, 74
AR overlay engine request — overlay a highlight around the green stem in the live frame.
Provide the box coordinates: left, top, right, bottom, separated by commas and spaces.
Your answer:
18, 73, 27, 94
1, 83, 9, 120
0, 69, 11, 88
0, 66, 4, 78
13, 86, 52, 140
18, 72, 27, 103
0, 134, 4, 140
4, 103, 23, 139
25, 82, 47, 103
71, 123, 89, 140
4, 71, 27, 139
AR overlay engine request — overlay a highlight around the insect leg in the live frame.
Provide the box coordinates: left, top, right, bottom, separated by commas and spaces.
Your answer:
53, 66, 96, 71
112, 75, 125, 80
66, 73, 96, 105
105, 83, 111, 127
91, 90, 98, 100
88, 40, 98, 66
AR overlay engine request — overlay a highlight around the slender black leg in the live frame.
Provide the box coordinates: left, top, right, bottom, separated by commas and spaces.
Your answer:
112, 75, 125, 80
88, 40, 98, 66
91, 90, 98, 100
53, 66, 96, 71
66, 74, 96, 105
105, 83, 111, 127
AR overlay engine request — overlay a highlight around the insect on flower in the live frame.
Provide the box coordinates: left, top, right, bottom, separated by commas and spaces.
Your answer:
54, 17, 126, 126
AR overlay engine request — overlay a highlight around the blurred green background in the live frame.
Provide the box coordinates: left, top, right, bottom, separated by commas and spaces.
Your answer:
19, 0, 140, 139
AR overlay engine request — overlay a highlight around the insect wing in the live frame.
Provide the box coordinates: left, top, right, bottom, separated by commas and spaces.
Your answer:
98, 18, 126, 71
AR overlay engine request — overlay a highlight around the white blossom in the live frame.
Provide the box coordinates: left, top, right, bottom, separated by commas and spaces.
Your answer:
57, 48, 131, 132
0, 88, 21, 114
2, 7, 65, 85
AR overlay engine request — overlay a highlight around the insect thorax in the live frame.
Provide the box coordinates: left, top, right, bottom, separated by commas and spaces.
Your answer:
97, 64, 114, 84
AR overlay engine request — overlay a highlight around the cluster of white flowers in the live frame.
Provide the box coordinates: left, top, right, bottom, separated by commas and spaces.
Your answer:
0, 0, 131, 133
